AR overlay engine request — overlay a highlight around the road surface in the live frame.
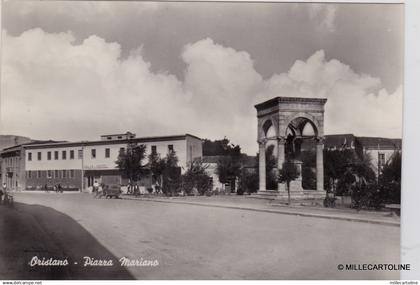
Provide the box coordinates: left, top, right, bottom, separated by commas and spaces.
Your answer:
0, 192, 400, 279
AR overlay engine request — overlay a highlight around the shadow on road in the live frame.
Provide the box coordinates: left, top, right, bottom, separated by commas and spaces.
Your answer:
0, 202, 134, 280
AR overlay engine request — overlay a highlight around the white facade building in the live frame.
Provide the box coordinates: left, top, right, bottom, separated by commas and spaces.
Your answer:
24, 133, 202, 191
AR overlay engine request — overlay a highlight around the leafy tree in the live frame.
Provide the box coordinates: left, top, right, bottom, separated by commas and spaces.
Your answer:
148, 150, 180, 194
324, 149, 356, 193
216, 156, 241, 191
378, 151, 401, 204
238, 169, 259, 195
165, 150, 179, 167
115, 143, 148, 186
148, 152, 166, 191
278, 160, 300, 205
203, 137, 241, 157
182, 159, 212, 195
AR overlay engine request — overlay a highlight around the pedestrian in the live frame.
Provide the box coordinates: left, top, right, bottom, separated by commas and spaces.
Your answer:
53, 184, 57, 193
58, 183, 63, 193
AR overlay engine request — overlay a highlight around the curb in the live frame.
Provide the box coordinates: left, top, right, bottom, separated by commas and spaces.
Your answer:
121, 196, 400, 227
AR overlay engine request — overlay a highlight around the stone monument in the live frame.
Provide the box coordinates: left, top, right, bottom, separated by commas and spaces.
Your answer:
255, 96, 327, 200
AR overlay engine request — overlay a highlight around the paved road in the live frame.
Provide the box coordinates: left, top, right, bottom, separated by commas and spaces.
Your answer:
1, 193, 400, 279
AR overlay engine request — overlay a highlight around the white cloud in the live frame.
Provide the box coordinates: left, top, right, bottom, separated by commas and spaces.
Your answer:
1, 29, 402, 154
259, 50, 402, 139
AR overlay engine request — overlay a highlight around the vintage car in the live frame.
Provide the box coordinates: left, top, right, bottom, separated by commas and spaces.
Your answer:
99, 185, 122, 199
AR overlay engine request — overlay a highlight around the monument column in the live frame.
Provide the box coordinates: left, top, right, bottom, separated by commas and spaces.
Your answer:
316, 137, 325, 191
277, 136, 286, 191
258, 139, 266, 191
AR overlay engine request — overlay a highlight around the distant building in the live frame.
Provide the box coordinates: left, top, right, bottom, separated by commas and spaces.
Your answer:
0, 140, 63, 191
203, 154, 257, 192
202, 156, 225, 191
14, 133, 202, 191
100, 131, 136, 141
324, 134, 401, 176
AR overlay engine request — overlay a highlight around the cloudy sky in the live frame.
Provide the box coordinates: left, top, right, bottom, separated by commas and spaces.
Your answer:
0, 1, 403, 154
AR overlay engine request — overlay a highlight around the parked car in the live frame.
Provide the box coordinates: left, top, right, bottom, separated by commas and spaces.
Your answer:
97, 184, 121, 199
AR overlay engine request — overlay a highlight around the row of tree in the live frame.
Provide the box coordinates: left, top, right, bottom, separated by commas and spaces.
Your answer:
115, 142, 213, 196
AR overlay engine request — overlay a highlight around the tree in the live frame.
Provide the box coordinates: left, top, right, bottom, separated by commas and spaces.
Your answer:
202, 137, 241, 157
324, 149, 355, 193
216, 156, 241, 191
148, 152, 166, 191
379, 151, 401, 204
182, 159, 212, 195
162, 150, 180, 195
148, 150, 180, 195
165, 150, 179, 167
115, 142, 148, 186
278, 160, 300, 205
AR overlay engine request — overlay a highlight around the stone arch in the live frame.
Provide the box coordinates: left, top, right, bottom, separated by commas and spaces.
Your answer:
281, 112, 321, 137
261, 117, 278, 139
286, 116, 319, 138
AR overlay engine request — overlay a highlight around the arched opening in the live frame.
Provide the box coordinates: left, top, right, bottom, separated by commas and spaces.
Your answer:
262, 120, 276, 138
285, 117, 318, 190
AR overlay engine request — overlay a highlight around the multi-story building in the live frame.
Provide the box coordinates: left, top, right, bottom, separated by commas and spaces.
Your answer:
0, 140, 61, 191
22, 133, 202, 191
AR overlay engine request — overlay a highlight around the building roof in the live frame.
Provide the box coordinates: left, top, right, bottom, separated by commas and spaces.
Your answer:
323, 134, 401, 150
1, 140, 64, 154
22, 134, 202, 150
100, 131, 136, 137
324, 134, 356, 149
255, 96, 327, 111
356, 136, 402, 150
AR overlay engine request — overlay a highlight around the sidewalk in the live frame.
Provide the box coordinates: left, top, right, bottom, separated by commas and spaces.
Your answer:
121, 194, 400, 227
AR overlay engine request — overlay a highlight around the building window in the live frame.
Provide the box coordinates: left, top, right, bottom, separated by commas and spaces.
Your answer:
168, 144, 174, 152
91, 149, 96, 159
105, 148, 110, 158
70, 150, 74, 160
119, 147, 125, 154
37, 152, 42, 161
28, 152, 32, 161
47, 151, 52, 160
37, 170, 42, 179
107, 136, 112, 140
117, 136, 122, 139
62, 150, 67, 160
62, 170, 67, 178
54, 151, 59, 160
27, 171, 32, 179
151, 145, 157, 154
47, 170, 52, 178
78, 149, 83, 159
55, 170, 60, 178
69, 170, 75, 178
